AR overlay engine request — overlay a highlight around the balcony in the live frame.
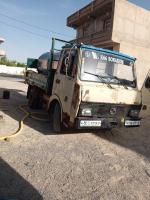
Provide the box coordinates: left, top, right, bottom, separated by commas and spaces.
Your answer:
67, 0, 114, 28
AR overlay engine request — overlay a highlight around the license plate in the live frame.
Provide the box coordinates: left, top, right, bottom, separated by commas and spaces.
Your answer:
125, 120, 140, 127
80, 120, 101, 127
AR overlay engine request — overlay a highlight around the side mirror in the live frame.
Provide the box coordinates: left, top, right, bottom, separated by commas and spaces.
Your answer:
27, 58, 38, 68
145, 77, 150, 89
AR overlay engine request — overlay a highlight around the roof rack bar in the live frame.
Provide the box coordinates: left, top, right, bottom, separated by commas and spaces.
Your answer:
52, 37, 73, 45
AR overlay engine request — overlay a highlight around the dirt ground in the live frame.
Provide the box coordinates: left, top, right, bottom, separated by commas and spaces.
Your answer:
0, 76, 150, 200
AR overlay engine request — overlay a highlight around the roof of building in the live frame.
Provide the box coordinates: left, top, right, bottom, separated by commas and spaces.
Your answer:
67, 0, 113, 27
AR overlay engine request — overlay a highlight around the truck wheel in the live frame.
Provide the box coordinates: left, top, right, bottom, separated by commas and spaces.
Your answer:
28, 87, 42, 109
52, 103, 62, 133
27, 85, 31, 99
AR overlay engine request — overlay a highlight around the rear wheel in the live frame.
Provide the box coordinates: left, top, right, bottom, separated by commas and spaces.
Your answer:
27, 85, 31, 99
52, 103, 63, 133
28, 86, 42, 109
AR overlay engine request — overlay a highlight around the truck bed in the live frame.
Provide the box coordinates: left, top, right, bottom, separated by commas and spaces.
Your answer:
26, 70, 48, 91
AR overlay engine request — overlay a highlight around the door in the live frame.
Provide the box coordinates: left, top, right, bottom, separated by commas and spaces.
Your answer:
53, 49, 78, 115
140, 71, 150, 118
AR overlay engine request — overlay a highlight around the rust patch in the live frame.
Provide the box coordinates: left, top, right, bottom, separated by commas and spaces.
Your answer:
82, 89, 90, 101
62, 112, 74, 127
72, 83, 80, 109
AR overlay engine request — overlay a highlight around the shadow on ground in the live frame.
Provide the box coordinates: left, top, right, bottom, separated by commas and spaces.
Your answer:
0, 86, 52, 135
0, 158, 43, 200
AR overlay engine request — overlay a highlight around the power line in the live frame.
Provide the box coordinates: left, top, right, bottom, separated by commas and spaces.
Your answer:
0, 20, 49, 39
0, 12, 74, 38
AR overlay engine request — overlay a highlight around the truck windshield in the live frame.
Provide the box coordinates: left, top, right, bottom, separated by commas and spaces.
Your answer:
80, 49, 136, 88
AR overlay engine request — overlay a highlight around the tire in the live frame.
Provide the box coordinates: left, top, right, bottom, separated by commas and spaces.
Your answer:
3, 90, 10, 99
27, 85, 31, 99
52, 103, 63, 133
28, 87, 42, 109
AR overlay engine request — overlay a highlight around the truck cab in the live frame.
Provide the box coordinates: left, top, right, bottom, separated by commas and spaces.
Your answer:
26, 38, 142, 133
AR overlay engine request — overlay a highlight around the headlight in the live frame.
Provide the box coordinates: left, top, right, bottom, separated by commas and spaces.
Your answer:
129, 110, 139, 117
81, 108, 92, 116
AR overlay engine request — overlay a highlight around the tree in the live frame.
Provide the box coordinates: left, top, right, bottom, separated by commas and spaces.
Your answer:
0, 57, 26, 68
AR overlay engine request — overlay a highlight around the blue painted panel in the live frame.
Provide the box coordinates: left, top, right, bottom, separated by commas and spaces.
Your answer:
81, 45, 136, 62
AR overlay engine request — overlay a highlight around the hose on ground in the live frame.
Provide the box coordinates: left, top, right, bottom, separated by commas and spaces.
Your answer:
0, 105, 49, 141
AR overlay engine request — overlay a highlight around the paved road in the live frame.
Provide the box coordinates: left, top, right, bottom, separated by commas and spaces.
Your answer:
0, 76, 150, 200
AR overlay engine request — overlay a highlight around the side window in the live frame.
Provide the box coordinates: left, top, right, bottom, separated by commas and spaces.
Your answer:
60, 51, 68, 75
60, 49, 77, 78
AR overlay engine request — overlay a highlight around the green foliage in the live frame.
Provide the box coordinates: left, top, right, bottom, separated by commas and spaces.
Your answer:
0, 57, 26, 68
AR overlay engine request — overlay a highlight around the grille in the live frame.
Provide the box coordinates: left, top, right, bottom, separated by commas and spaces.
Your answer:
78, 103, 141, 118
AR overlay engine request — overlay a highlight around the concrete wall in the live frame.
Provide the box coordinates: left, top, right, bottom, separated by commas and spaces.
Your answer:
0, 65, 25, 76
0, 65, 37, 76
112, 0, 150, 89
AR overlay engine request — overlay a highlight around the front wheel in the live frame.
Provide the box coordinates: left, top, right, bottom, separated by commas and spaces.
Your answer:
52, 103, 63, 133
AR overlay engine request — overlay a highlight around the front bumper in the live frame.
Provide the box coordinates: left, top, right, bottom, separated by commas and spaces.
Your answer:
76, 117, 141, 129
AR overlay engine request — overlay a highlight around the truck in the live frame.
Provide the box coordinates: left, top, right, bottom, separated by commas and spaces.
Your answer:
25, 38, 142, 133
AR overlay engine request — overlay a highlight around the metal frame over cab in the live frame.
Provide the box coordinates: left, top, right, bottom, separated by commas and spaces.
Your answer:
25, 38, 142, 133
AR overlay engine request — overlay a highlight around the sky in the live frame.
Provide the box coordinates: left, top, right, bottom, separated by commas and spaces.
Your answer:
0, 0, 150, 63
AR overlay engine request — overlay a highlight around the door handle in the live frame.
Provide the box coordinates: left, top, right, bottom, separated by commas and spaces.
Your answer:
56, 79, 60, 84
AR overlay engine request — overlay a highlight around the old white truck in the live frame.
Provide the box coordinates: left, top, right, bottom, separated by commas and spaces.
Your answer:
25, 38, 143, 133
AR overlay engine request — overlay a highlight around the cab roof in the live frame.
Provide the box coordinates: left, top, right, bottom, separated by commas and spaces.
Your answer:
63, 43, 136, 62
80, 44, 136, 62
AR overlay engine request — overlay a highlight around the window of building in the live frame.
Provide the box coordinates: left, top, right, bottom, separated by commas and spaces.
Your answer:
103, 18, 111, 31
95, 17, 104, 32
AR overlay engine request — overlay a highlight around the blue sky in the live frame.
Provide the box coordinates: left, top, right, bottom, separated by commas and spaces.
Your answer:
0, 0, 149, 62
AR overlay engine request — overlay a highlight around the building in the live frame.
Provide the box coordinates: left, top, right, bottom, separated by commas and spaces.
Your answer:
67, 0, 150, 89
0, 37, 5, 58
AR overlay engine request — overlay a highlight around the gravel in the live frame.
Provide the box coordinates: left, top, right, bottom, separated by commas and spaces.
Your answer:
0, 76, 150, 200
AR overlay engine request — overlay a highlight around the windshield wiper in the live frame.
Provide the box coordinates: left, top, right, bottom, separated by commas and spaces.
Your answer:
84, 71, 113, 89
119, 78, 136, 88
106, 73, 129, 89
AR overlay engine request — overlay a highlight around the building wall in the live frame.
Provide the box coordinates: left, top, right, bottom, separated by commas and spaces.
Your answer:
67, 0, 150, 89
112, 0, 150, 89
67, 0, 115, 48
76, 13, 112, 39
0, 38, 5, 57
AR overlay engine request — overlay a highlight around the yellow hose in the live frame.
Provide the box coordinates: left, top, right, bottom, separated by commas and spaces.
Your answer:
0, 105, 49, 141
